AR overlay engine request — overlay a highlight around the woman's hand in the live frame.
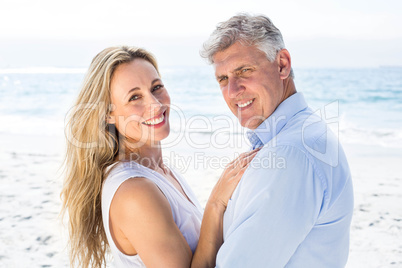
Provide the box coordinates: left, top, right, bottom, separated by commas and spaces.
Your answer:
191, 148, 261, 268
207, 148, 261, 212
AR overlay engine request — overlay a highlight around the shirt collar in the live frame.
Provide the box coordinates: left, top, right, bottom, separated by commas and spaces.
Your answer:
247, 92, 308, 145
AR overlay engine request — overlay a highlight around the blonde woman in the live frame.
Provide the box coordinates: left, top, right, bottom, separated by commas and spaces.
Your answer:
61, 46, 258, 268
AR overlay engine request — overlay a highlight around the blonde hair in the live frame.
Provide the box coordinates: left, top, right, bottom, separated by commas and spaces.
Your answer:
61, 46, 159, 268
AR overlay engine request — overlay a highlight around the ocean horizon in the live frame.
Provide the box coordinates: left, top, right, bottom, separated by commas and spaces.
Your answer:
1, 65, 401, 149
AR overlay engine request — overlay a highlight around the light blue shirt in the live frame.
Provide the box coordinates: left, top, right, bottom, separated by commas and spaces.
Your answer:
216, 93, 354, 268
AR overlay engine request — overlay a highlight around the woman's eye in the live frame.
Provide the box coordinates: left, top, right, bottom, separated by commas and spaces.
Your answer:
152, 84, 164, 92
129, 95, 140, 101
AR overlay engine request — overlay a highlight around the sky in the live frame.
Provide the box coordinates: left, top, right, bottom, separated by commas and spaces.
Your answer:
0, 0, 401, 68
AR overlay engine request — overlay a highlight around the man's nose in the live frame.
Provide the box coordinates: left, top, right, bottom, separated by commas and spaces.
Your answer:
228, 78, 245, 98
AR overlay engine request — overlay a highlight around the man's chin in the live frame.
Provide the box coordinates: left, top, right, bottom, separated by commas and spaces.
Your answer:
239, 118, 263, 130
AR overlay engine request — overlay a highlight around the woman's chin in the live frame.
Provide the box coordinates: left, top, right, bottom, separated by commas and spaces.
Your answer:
123, 122, 170, 148
154, 127, 170, 143
145, 125, 170, 145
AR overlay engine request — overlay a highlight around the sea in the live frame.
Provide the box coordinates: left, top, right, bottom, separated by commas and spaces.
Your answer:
0, 66, 401, 153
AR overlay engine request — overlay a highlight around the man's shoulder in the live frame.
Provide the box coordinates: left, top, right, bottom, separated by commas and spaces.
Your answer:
265, 106, 352, 205
257, 105, 350, 183
272, 107, 339, 163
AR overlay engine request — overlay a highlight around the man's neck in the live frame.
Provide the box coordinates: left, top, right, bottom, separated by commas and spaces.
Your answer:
282, 77, 297, 102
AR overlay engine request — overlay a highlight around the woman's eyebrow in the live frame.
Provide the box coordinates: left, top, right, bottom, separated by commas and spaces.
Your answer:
151, 78, 161, 85
125, 87, 140, 99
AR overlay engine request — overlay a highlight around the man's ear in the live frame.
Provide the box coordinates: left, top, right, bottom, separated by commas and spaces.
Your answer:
277, 49, 292, 80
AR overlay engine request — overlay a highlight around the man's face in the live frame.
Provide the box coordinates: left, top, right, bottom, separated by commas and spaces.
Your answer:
213, 42, 286, 129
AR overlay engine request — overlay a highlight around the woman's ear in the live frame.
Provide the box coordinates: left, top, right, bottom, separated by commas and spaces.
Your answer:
107, 115, 116, 124
277, 49, 292, 80
107, 103, 116, 124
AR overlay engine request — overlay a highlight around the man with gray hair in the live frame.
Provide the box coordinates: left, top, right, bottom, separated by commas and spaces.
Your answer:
201, 14, 353, 267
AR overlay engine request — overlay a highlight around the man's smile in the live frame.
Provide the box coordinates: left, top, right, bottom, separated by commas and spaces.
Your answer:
237, 98, 255, 108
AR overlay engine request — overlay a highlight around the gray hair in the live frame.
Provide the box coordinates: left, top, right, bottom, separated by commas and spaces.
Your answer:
201, 13, 294, 78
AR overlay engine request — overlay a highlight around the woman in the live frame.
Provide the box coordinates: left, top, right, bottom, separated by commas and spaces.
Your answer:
61, 46, 258, 268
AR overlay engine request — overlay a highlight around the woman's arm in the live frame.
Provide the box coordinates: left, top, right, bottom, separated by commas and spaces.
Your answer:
110, 177, 193, 268
191, 148, 260, 268
109, 149, 259, 268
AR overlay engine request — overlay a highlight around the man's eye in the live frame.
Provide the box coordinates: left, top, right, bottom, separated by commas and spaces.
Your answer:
218, 76, 228, 83
241, 68, 251, 73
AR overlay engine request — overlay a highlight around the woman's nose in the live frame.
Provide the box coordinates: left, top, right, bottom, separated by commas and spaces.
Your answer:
147, 94, 163, 115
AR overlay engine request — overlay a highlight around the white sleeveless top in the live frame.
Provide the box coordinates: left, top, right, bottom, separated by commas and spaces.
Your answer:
101, 161, 203, 268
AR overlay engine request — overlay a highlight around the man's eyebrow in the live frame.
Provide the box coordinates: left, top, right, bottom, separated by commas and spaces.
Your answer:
216, 65, 252, 81
234, 65, 250, 72
216, 74, 227, 81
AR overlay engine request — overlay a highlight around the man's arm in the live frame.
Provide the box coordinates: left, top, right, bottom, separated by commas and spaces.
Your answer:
216, 145, 325, 267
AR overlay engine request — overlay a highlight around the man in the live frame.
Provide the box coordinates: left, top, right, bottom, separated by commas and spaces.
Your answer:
201, 14, 354, 267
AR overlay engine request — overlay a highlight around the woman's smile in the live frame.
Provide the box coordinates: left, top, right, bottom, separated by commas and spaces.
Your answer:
142, 110, 167, 128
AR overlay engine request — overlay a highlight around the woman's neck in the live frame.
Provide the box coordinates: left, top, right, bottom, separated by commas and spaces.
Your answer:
120, 140, 165, 171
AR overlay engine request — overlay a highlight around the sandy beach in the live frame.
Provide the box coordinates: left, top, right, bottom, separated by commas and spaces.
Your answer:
0, 128, 401, 267
343, 144, 402, 267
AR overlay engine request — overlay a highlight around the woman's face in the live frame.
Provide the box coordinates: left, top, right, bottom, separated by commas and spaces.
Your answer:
109, 58, 170, 147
